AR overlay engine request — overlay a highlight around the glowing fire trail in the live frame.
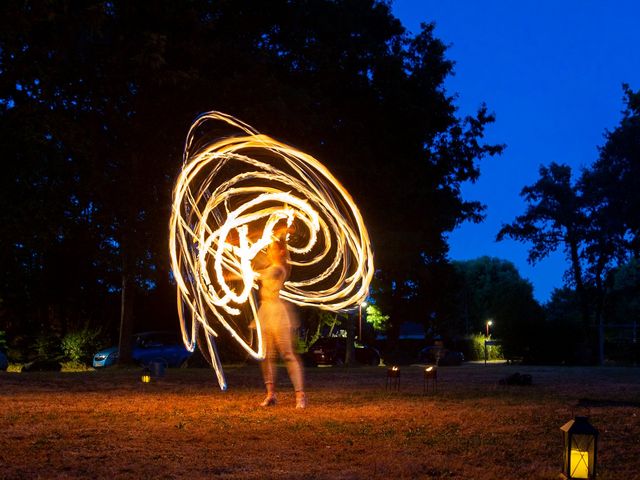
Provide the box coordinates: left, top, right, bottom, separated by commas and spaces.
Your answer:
169, 112, 373, 389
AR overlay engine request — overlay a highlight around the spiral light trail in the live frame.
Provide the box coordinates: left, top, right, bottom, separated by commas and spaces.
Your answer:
169, 112, 374, 389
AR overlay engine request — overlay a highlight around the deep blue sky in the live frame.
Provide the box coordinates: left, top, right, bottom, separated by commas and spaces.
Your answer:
392, 0, 640, 302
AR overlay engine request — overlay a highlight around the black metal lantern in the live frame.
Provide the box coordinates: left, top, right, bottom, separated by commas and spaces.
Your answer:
386, 366, 400, 391
141, 367, 152, 383
423, 365, 437, 394
560, 416, 598, 479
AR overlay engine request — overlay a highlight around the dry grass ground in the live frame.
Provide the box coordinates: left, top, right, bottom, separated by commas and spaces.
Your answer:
1, 363, 639, 479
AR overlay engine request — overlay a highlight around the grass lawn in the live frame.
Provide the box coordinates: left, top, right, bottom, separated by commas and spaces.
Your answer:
1, 363, 639, 479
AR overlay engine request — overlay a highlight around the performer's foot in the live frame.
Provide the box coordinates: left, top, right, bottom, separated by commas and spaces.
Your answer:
259, 395, 277, 407
295, 391, 306, 409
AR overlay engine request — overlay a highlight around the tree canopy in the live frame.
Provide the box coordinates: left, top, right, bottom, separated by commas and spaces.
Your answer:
498, 85, 640, 364
450, 257, 543, 359
0, 0, 501, 359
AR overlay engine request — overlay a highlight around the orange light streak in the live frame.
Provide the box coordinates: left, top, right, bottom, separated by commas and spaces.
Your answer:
169, 112, 373, 389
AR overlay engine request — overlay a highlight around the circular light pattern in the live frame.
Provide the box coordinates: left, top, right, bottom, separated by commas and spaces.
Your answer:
169, 111, 374, 389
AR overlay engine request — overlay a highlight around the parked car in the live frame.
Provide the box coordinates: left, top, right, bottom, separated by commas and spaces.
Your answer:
93, 331, 192, 368
418, 345, 465, 366
0, 351, 8, 371
305, 337, 381, 366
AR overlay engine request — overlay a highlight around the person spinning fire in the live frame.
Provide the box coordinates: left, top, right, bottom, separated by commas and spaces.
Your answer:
255, 234, 306, 409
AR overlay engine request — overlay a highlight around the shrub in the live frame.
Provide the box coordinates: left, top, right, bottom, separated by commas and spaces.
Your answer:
465, 333, 503, 361
61, 327, 102, 365
34, 333, 62, 360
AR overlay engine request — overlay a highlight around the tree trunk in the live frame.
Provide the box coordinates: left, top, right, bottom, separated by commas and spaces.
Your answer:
117, 151, 139, 366
598, 317, 605, 366
567, 235, 597, 364
117, 255, 135, 365
344, 315, 356, 365
568, 235, 590, 328
594, 260, 606, 366
591, 284, 605, 365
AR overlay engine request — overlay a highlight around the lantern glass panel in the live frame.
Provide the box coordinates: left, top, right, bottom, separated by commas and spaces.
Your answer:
569, 434, 595, 479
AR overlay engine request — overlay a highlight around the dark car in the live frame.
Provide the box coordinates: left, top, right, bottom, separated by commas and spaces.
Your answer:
418, 345, 465, 366
93, 331, 192, 368
0, 351, 8, 371
305, 337, 381, 366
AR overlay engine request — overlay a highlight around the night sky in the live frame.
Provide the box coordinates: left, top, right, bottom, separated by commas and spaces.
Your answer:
392, 0, 640, 301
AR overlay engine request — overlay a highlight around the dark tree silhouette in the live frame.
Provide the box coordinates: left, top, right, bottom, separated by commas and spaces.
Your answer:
450, 257, 543, 360
496, 163, 605, 363
497, 163, 590, 326
0, 1, 502, 358
578, 85, 640, 363
499, 86, 640, 364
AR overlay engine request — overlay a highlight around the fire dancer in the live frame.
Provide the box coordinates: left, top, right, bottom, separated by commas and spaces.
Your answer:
257, 236, 306, 409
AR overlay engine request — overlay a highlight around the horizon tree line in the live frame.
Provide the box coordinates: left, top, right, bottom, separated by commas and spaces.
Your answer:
0, 1, 637, 366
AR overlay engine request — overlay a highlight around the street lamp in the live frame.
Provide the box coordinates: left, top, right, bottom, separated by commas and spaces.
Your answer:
486, 319, 493, 337
358, 301, 368, 340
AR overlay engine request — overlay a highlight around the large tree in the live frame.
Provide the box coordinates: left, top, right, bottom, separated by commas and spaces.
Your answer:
0, 0, 502, 357
497, 163, 591, 322
499, 86, 640, 364
450, 257, 543, 360
580, 85, 640, 259
496, 163, 614, 363
578, 85, 640, 362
